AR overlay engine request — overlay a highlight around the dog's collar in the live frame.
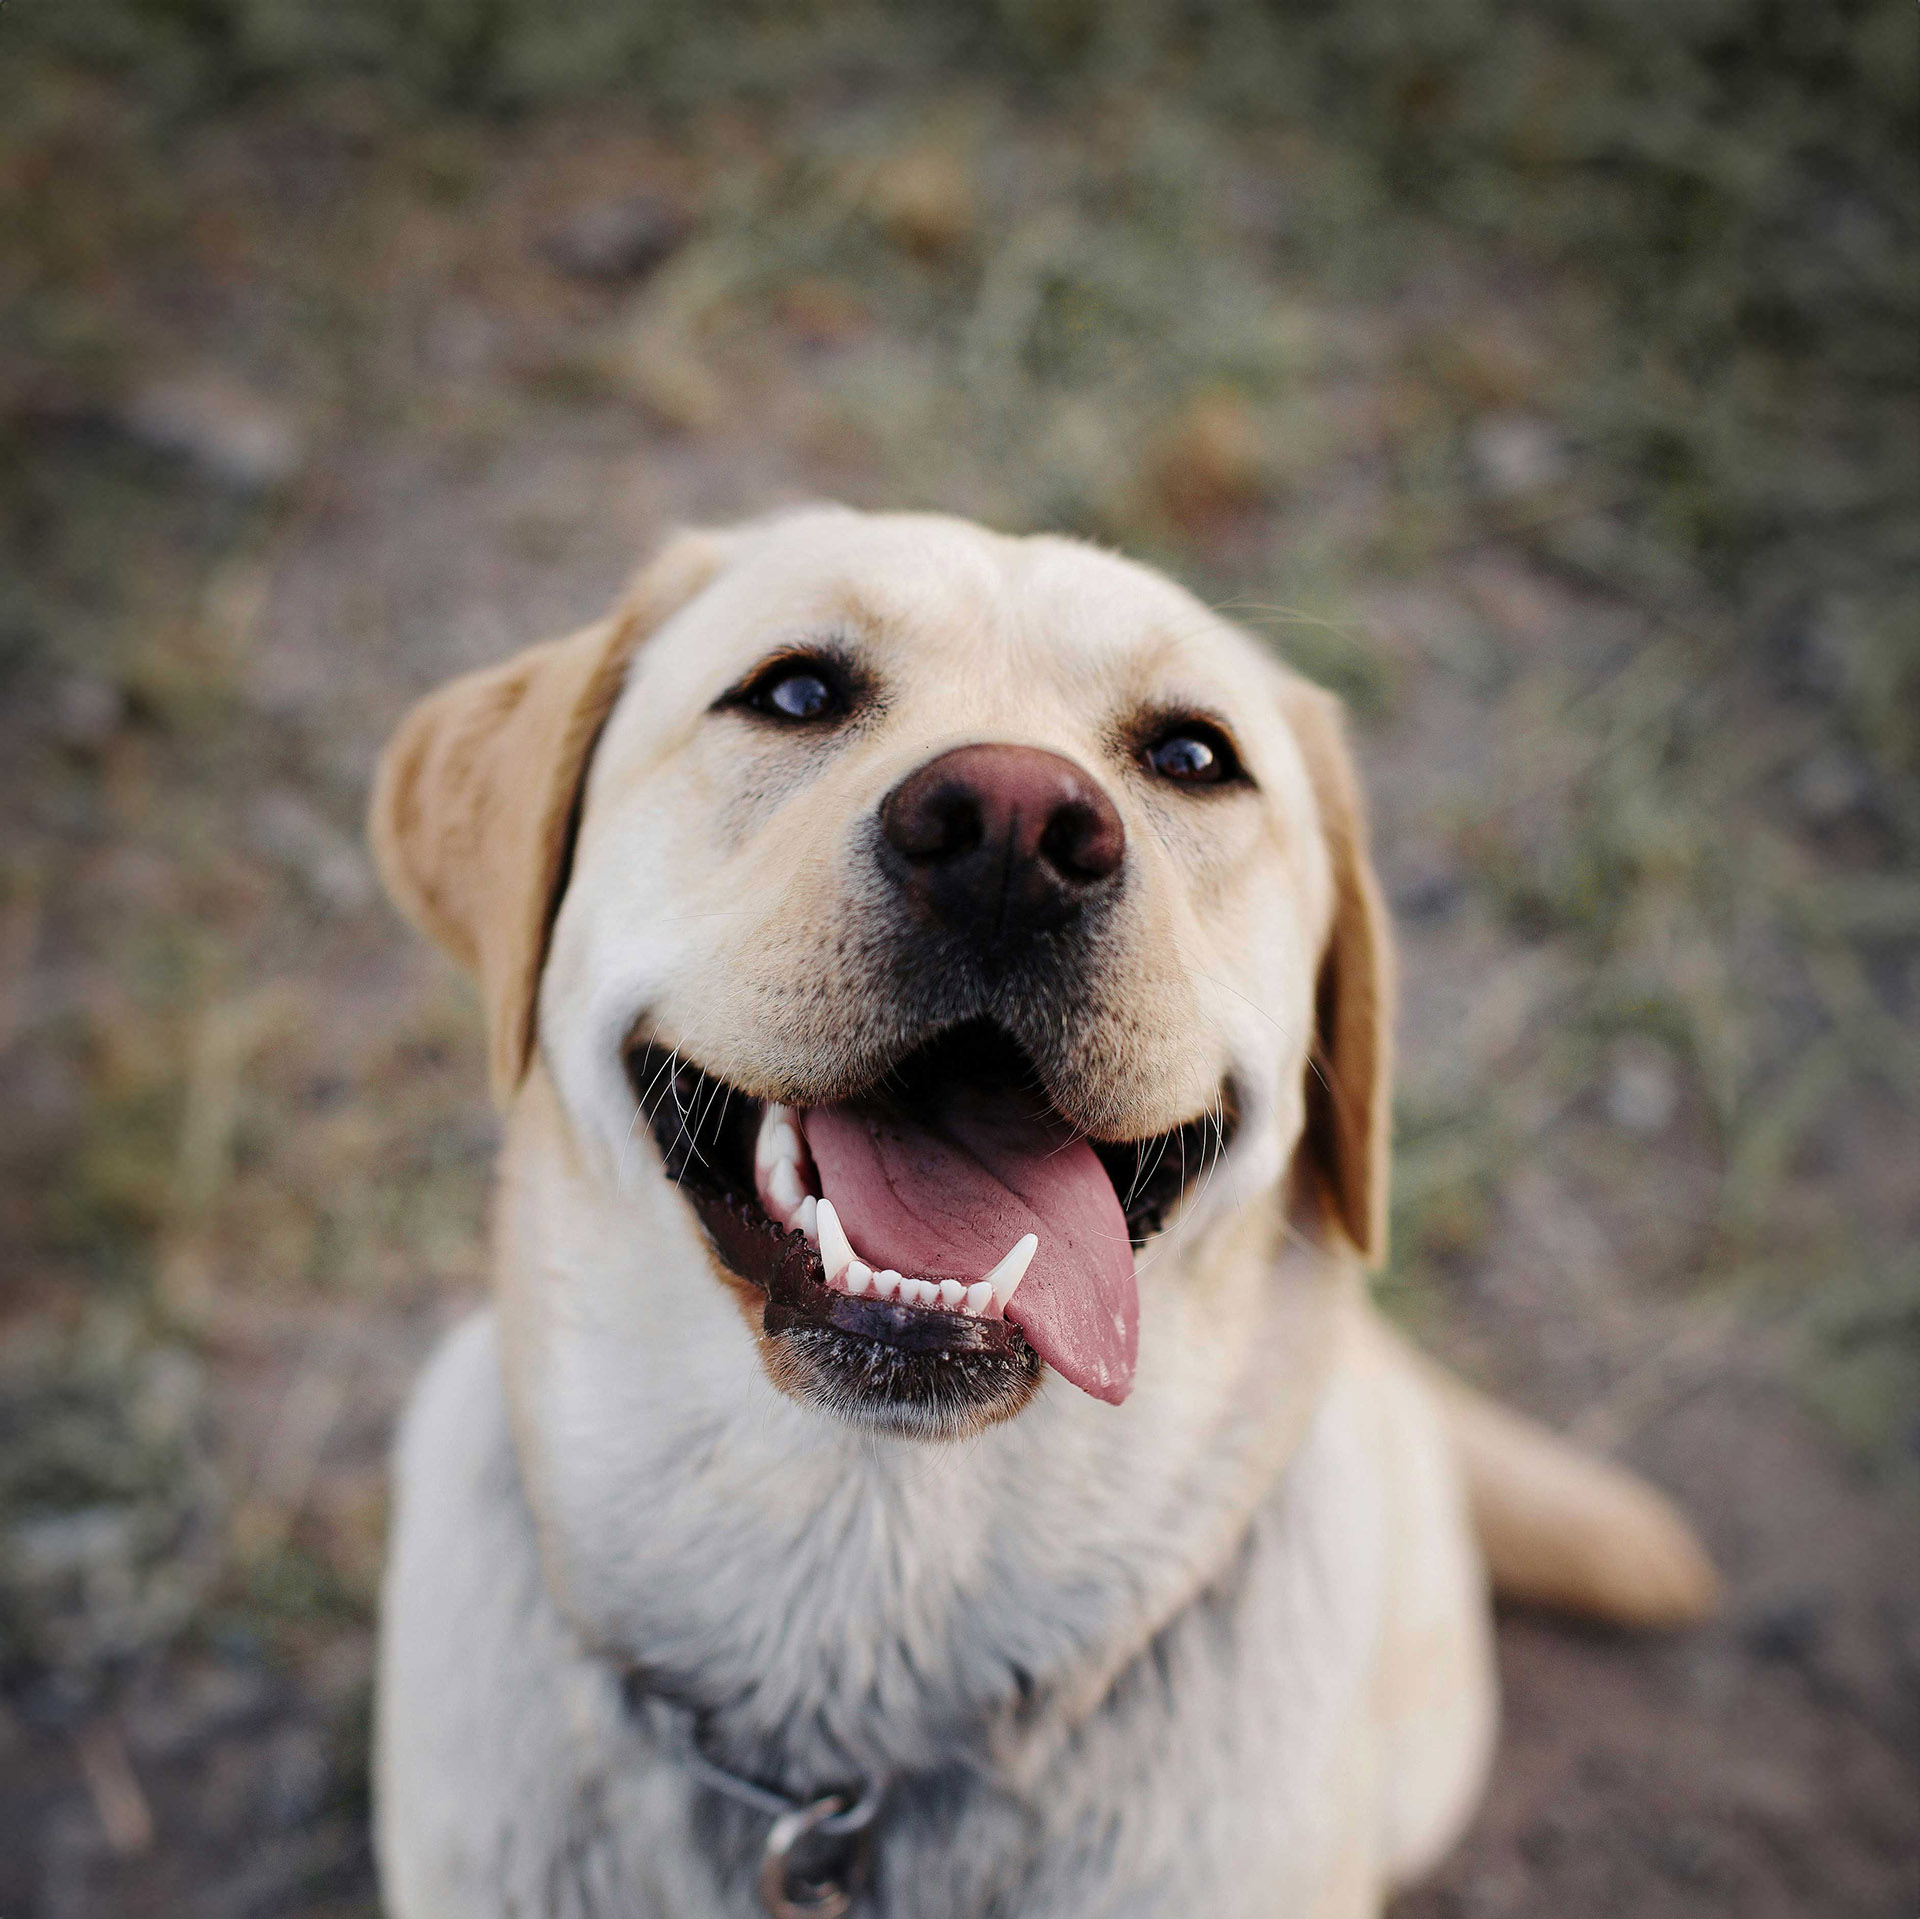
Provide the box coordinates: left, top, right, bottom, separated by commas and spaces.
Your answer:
629, 1678, 885, 1918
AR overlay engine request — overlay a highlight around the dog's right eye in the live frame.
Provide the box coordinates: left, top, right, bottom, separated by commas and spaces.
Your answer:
728, 656, 850, 724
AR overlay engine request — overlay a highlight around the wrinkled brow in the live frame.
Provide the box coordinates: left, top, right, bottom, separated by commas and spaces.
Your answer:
814, 580, 904, 644
1126, 627, 1201, 680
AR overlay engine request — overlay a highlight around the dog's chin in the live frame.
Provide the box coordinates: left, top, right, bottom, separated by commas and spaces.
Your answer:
762, 1327, 1043, 1442
632, 1019, 1234, 1443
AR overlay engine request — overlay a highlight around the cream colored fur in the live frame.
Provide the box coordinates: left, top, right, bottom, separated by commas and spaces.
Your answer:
368, 507, 1716, 1918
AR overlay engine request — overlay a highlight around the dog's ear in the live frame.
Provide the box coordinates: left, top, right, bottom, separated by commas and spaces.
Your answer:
1278, 676, 1395, 1265
369, 529, 732, 1106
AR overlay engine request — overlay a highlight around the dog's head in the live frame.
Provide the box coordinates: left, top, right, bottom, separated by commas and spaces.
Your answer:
373, 507, 1390, 1440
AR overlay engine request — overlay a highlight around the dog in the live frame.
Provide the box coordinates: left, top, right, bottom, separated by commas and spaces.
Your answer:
367, 506, 1718, 1918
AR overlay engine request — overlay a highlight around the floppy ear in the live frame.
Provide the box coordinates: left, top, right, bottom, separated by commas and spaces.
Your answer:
1277, 677, 1395, 1265
368, 530, 732, 1107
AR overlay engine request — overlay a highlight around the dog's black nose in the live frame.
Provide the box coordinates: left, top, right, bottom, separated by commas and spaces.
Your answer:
880, 743, 1125, 944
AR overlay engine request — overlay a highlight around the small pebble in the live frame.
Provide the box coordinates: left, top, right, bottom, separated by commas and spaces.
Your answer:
542, 195, 688, 283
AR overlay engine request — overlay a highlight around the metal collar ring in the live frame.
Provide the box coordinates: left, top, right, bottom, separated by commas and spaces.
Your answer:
759, 1787, 879, 1919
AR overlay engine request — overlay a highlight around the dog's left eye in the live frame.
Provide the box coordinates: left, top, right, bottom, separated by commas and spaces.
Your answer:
733, 657, 848, 724
1143, 722, 1243, 787
762, 671, 834, 720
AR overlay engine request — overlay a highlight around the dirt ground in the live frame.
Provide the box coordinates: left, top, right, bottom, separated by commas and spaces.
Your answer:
2, 38, 1916, 1919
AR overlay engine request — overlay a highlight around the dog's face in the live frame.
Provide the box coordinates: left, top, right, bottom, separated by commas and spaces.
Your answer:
373, 508, 1390, 1442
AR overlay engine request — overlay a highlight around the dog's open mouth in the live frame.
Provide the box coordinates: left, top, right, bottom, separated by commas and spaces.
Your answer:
630, 1021, 1233, 1425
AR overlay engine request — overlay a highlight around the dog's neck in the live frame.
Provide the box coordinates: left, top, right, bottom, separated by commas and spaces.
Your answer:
490, 1065, 1350, 1789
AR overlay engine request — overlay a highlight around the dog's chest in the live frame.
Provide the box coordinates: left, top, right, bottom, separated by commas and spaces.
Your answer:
378, 1314, 1387, 1919
586, 1475, 1382, 1918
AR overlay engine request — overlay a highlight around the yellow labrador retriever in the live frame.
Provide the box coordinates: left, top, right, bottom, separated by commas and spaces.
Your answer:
368, 507, 1716, 1919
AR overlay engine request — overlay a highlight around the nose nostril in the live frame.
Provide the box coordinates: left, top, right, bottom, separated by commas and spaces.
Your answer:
1040, 802, 1120, 883
933, 791, 984, 863
885, 783, 984, 864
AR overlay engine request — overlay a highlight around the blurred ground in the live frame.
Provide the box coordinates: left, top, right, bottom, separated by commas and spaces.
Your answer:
2, 7, 1916, 1916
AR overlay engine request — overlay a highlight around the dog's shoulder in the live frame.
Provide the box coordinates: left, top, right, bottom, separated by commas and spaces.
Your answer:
391, 1310, 512, 1500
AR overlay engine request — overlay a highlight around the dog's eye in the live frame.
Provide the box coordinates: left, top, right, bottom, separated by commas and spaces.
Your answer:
1143, 723, 1243, 787
734, 657, 847, 724
761, 670, 834, 720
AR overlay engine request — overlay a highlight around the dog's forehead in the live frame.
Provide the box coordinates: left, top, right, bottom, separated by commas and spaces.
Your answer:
655, 510, 1254, 700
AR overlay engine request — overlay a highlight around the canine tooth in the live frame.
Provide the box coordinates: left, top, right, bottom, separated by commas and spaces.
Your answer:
769, 1159, 804, 1214
964, 1281, 994, 1316
872, 1269, 901, 1301
790, 1195, 818, 1239
816, 1199, 854, 1283
845, 1260, 872, 1296
771, 1121, 802, 1164
982, 1233, 1038, 1312
938, 1279, 966, 1310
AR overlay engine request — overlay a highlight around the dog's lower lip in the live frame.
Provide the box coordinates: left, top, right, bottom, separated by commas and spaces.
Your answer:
677, 1146, 1045, 1440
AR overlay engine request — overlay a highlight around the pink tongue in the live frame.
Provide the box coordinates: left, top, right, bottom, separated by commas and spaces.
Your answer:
801, 1090, 1138, 1405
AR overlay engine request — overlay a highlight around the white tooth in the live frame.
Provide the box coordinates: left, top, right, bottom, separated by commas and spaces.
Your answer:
771, 1122, 803, 1163
938, 1279, 966, 1310
844, 1260, 872, 1296
964, 1281, 995, 1317
769, 1160, 803, 1214
982, 1233, 1038, 1313
898, 1277, 930, 1307
756, 1103, 786, 1169
872, 1269, 901, 1301
791, 1195, 819, 1240
816, 1198, 854, 1283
